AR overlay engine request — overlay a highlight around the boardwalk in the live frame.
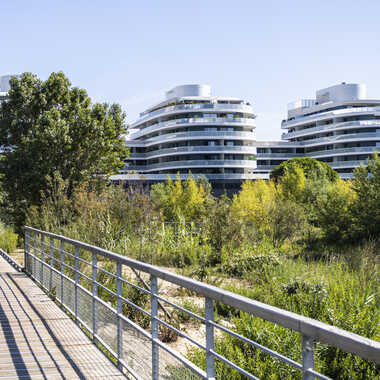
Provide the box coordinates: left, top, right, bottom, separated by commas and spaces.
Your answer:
0, 256, 126, 380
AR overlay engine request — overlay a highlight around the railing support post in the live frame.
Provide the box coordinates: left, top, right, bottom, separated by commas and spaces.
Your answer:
116, 262, 123, 369
74, 245, 79, 319
150, 275, 159, 380
60, 240, 65, 304
49, 237, 54, 292
40, 234, 45, 287
205, 297, 216, 380
33, 232, 38, 278
302, 334, 315, 380
24, 229, 30, 274
92, 251, 98, 343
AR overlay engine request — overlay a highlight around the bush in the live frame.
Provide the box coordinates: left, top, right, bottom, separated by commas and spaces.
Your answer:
0, 227, 18, 253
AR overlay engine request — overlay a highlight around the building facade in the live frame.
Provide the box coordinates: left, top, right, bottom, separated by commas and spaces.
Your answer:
116, 83, 380, 189
113, 84, 261, 192
254, 83, 380, 178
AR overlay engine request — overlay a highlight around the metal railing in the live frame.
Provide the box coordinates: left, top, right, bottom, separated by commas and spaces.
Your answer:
24, 227, 380, 380
128, 145, 257, 160
125, 159, 257, 172
136, 103, 254, 123
130, 117, 256, 139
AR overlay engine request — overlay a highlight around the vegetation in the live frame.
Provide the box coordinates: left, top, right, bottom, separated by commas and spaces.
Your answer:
0, 73, 378, 378
0, 223, 18, 253
0, 72, 128, 231
20, 155, 380, 379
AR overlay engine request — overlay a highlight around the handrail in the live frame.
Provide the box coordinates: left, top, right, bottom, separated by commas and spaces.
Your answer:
0, 248, 23, 272
24, 226, 380, 380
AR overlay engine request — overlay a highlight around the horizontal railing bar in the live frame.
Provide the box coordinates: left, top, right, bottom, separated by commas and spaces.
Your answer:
210, 349, 260, 380
210, 320, 303, 369
155, 294, 206, 323
77, 271, 92, 283
59, 249, 92, 266
155, 316, 207, 351
95, 281, 118, 297
118, 276, 152, 295
96, 265, 118, 280
118, 294, 151, 317
25, 226, 380, 365
0, 249, 23, 272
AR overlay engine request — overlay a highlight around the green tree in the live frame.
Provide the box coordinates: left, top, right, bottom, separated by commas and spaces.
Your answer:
270, 157, 338, 182
351, 152, 380, 239
0, 72, 128, 229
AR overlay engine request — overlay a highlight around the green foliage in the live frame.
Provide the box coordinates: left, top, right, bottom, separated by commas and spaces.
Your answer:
0, 72, 128, 230
351, 152, 380, 239
0, 224, 18, 253
270, 157, 338, 182
150, 173, 210, 223
18, 151, 380, 379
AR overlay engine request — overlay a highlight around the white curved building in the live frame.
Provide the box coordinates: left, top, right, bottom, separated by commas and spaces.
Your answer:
116, 84, 259, 192
255, 83, 380, 178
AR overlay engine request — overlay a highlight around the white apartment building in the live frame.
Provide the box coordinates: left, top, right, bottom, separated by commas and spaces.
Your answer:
113, 84, 261, 193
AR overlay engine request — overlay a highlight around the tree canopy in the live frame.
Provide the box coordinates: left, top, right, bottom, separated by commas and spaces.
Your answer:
270, 157, 338, 182
0, 72, 128, 227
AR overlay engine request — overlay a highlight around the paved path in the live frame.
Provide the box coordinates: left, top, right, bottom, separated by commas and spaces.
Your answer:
0, 256, 127, 379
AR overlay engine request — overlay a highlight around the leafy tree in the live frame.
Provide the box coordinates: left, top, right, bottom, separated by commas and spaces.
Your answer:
150, 173, 210, 222
313, 179, 356, 244
351, 152, 380, 239
270, 157, 338, 182
0, 72, 128, 229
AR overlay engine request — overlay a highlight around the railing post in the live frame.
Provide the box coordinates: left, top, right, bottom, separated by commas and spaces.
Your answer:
49, 237, 54, 292
302, 334, 315, 380
24, 229, 30, 274
74, 245, 79, 319
92, 251, 98, 342
116, 261, 123, 369
60, 240, 65, 304
33, 232, 38, 278
205, 297, 215, 380
150, 275, 159, 380
40, 234, 45, 287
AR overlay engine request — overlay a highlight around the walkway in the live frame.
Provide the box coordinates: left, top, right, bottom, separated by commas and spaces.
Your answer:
0, 256, 126, 380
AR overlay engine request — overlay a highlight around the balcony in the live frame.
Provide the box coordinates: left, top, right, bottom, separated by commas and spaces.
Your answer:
308, 146, 379, 158
125, 159, 257, 172
135, 130, 256, 146
282, 120, 380, 140
331, 160, 368, 168
281, 106, 380, 129
297, 132, 380, 147
130, 117, 256, 139
136, 103, 254, 124
128, 145, 257, 160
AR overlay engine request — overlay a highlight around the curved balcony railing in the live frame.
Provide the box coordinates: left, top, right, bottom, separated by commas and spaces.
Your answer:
130, 117, 256, 139
257, 152, 301, 158
298, 132, 380, 146
282, 120, 380, 140
331, 160, 368, 168
125, 159, 257, 172
308, 146, 379, 158
135, 130, 256, 146
281, 106, 380, 129
111, 173, 268, 181
136, 103, 254, 123
129, 145, 257, 160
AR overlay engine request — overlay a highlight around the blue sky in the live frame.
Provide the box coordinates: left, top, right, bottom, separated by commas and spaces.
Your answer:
1, 0, 379, 139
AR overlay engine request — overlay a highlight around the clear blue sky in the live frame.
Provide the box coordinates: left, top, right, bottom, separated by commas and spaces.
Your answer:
1, 0, 379, 140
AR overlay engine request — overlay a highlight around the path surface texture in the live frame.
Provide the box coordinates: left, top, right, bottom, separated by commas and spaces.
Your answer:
0, 256, 127, 379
